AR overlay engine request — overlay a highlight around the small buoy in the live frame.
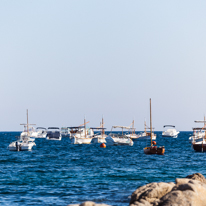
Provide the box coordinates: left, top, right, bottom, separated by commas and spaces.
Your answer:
100, 143, 106, 148
152, 141, 156, 145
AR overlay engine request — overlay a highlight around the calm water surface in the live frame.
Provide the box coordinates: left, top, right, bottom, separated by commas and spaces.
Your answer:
0, 131, 204, 206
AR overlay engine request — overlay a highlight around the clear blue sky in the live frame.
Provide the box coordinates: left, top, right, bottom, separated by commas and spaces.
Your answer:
1, 1, 206, 131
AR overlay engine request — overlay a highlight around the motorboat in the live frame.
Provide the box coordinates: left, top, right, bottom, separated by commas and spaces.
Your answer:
9, 136, 36, 151
9, 109, 36, 151
30, 127, 47, 138
60, 127, 70, 137
106, 126, 133, 146
162, 125, 179, 138
46, 127, 62, 140
137, 121, 156, 140
69, 118, 94, 144
143, 99, 165, 155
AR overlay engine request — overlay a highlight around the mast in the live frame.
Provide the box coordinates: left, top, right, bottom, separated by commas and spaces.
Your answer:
150, 98, 152, 146
84, 116, 86, 138
27, 109, 29, 136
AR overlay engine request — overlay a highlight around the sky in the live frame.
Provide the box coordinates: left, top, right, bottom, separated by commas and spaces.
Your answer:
1, 0, 206, 131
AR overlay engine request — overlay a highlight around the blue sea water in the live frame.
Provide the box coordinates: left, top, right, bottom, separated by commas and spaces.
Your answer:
0, 131, 204, 206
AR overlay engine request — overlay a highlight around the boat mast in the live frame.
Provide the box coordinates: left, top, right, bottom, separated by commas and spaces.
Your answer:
27, 109, 29, 136
84, 116, 86, 138
150, 98, 152, 146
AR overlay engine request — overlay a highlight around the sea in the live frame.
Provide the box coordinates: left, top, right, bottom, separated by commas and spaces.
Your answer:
0, 131, 204, 206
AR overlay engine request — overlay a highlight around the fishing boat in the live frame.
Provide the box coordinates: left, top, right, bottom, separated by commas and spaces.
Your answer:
69, 118, 94, 144
8, 109, 36, 151
162, 125, 179, 138
189, 118, 206, 143
192, 118, 206, 152
106, 126, 133, 146
189, 129, 205, 143
125, 120, 139, 141
91, 117, 107, 144
30, 127, 47, 138
137, 120, 156, 140
46, 127, 62, 140
143, 99, 165, 155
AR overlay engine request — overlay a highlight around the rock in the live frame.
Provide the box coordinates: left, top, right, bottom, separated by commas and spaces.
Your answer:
68, 201, 111, 206
130, 182, 175, 206
130, 173, 206, 206
186, 173, 206, 184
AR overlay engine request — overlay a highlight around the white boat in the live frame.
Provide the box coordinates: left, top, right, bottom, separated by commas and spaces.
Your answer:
46, 127, 62, 140
9, 109, 36, 151
106, 126, 133, 146
125, 120, 139, 141
189, 118, 206, 143
137, 121, 156, 140
60, 127, 70, 137
69, 118, 94, 144
9, 137, 36, 151
162, 125, 179, 138
91, 117, 107, 144
30, 127, 47, 138
189, 129, 205, 143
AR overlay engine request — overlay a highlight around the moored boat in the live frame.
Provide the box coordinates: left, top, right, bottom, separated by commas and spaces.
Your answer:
143, 99, 165, 155
162, 125, 179, 138
106, 126, 134, 146
8, 109, 36, 151
69, 118, 93, 144
46, 127, 62, 140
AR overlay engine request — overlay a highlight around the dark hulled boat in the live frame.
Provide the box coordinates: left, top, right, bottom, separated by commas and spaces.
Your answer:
143, 98, 165, 155
192, 140, 206, 152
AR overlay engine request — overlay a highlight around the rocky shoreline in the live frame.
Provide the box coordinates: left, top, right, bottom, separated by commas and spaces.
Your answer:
68, 173, 206, 206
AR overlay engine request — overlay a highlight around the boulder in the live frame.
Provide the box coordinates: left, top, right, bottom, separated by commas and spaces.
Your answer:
68, 201, 111, 206
130, 173, 206, 206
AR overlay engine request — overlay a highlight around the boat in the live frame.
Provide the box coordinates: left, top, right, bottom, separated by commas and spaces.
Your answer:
189, 128, 205, 143
125, 120, 139, 141
189, 118, 206, 143
162, 125, 179, 138
69, 118, 94, 144
137, 120, 156, 140
106, 126, 134, 146
143, 99, 165, 155
192, 118, 206, 152
60, 127, 70, 137
46, 127, 62, 140
30, 127, 47, 138
8, 109, 36, 151
91, 117, 107, 144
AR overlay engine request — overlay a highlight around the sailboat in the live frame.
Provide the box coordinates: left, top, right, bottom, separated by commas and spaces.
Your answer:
143, 99, 165, 155
126, 120, 139, 140
137, 120, 156, 140
69, 118, 94, 144
91, 117, 107, 143
8, 109, 36, 151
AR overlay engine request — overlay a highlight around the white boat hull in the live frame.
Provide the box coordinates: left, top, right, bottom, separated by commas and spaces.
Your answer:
106, 136, 133, 146
71, 137, 92, 144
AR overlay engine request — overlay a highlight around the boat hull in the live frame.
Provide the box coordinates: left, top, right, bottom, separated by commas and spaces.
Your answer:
192, 143, 206, 152
144, 146, 165, 155
70, 137, 92, 144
